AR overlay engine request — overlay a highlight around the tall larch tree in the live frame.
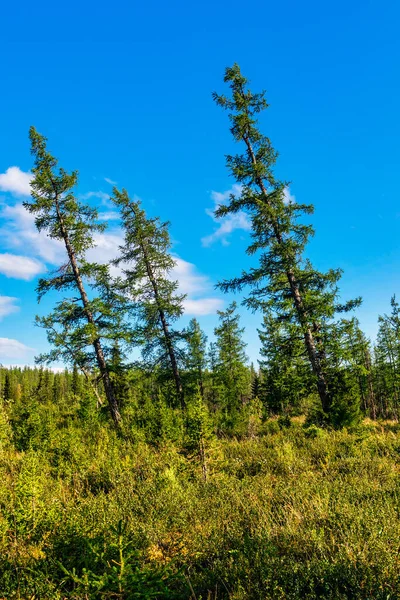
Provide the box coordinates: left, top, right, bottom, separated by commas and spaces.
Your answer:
112, 189, 186, 409
213, 64, 361, 423
24, 127, 125, 427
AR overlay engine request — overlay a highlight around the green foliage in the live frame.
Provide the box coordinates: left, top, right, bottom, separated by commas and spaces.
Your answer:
184, 318, 208, 398
112, 188, 185, 408
1, 376, 399, 599
213, 64, 362, 424
25, 127, 129, 426
60, 520, 181, 599
6, 66, 400, 599
214, 302, 250, 415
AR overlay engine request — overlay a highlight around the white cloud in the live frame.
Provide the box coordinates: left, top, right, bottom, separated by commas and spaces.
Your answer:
0, 203, 65, 264
202, 184, 251, 247
183, 297, 224, 316
171, 257, 210, 295
283, 187, 295, 204
88, 230, 123, 268
0, 167, 32, 196
0, 338, 34, 360
98, 211, 120, 221
104, 177, 117, 185
172, 257, 224, 315
0, 253, 46, 280
80, 191, 110, 204
0, 296, 19, 319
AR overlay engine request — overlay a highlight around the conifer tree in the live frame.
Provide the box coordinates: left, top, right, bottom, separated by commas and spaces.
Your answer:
207, 342, 220, 407
185, 318, 208, 399
258, 313, 311, 414
374, 296, 400, 418
112, 189, 186, 408
214, 302, 249, 412
3, 372, 11, 403
109, 343, 130, 409
71, 364, 81, 397
341, 318, 376, 417
213, 64, 361, 423
25, 127, 125, 427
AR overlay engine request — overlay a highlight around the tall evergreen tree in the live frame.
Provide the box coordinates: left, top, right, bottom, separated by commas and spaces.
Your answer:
71, 364, 81, 397
24, 127, 125, 427
185, 318, 208, 399
207, 342, 220, 407
258, 313, 311, 414
341, 318, 376, 418
374, 296, 400, 418
213, 64, 361, 423
214, 302, 249, 413
3, 372, 12, 403
112, 189, 186, 409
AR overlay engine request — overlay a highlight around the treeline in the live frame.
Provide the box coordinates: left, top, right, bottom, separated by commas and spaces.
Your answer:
1, 291, 400, 431
8, 64, 400, 429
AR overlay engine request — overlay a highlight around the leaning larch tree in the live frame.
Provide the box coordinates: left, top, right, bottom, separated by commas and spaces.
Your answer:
214, 65, 361, 421
25, 127, 124, 427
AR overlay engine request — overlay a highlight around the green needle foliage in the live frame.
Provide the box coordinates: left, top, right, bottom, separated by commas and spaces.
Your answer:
184, 318, 208, 399
24, 127, 128, 427
374, 296, 400, 418
213, 64, 361, 426
214, 302, 250, 417
112, 189, 186, 409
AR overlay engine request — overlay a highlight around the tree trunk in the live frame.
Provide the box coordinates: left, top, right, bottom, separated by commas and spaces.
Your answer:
243, 136, 332, 414
54, 198, 121, 427
139, 240, 185, 410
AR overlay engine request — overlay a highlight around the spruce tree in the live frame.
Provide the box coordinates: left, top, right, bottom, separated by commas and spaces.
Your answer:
207, 342, 220, 407
112, 189, 186, 409
258, 313, 311, 414
213, 64, 361, 423
185, 318, 208, 399
71, 364, 81, 397
25, 127, 125, 427
214, 302, 249, 413
341, 318, 376, 418
3, 372, 11, 403
374, 296, 400, 418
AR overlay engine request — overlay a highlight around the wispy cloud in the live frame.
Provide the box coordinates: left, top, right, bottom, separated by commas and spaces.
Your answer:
80, 191, 111, 204
172, 256, 224, 315
0, 167, 32, 196
0, 296, 20, 320
202, 184, 251, 247
283, 187, 295, 204
202, 184, 295, 246
104, 177, 117, 185
0, 253, 46, 280
0, 203, 65, 264
98, 211, 120, 221
0, 338, 34, 360
183, 297, 223, 316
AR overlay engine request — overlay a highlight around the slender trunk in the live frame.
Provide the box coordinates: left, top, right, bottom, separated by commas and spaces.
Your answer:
54, 198, 121, 427
243, 135, 332, 414
139, 239, 185, 409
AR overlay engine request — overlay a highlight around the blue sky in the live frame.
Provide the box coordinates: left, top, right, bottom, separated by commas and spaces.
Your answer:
0, 0, 400, 366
